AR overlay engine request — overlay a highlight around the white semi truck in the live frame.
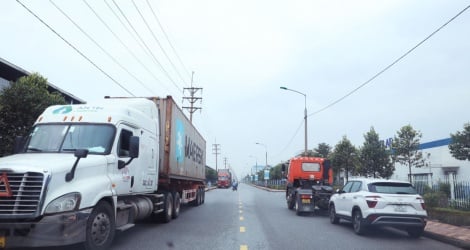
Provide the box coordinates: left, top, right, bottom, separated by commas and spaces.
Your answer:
0, 96, 206, 250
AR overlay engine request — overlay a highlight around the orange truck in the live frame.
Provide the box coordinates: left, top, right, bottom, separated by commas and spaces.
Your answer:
282, 157, 333, 216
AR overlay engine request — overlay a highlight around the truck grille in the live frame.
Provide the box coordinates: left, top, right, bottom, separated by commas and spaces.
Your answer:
0, 172, 44, 216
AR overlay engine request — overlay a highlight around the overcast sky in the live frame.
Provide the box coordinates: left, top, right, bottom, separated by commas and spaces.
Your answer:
1, 0, 469, 178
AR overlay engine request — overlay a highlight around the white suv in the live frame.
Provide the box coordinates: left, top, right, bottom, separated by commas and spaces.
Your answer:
328, 178, 427, 238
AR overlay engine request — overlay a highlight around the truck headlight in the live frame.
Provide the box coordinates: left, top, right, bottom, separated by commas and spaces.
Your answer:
45, 192, 81, 214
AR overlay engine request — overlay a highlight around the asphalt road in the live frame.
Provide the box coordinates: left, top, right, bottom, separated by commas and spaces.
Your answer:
18, 183, 459, 250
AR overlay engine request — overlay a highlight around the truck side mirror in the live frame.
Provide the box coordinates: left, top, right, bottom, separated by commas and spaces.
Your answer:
281, 163, 287, 177
13, 136, 25, 154
119, 136, 140, 169
323, 160, 331, 181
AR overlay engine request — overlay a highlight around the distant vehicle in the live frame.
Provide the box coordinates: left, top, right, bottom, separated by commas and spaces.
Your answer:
217, 169, 232, 188
0, 96, 206, 250
328, 178, 427, 238
282, 157, 333, 215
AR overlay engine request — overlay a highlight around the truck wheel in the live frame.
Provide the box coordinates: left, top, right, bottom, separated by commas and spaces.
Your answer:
84, 201, 115, 250
287, 192, 295, 210
160, 192, 173, 223
172, 191, 181, 219
197, 188, 203, 205
201, 188, 205, 204
353, 210, 366, 235
329, 204, 339, 224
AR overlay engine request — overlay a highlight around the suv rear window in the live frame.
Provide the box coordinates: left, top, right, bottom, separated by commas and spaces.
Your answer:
367, 182, 417, 194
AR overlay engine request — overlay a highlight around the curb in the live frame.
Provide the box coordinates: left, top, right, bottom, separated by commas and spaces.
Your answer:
423, 231, 470, 250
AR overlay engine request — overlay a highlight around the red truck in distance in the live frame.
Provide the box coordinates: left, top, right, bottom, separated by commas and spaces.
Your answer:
217, 169, 231, 188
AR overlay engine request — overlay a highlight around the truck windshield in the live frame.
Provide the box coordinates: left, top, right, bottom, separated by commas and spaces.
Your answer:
24, 124, 115, 154
302, 162, 321, 172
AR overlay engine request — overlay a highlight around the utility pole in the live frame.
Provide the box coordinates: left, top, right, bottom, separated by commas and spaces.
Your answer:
223, 157, 228, 169
212, 142, 221, 172
182, 71, 202, 123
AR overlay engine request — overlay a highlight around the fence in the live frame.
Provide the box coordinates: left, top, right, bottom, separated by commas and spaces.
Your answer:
411, 175, 470, 210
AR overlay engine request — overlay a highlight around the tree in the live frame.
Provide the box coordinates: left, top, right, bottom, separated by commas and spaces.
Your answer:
0, 73, 66, 156
331, 136, 358, 182
269, 163, 283, 180
313, 143, 331, 158
359, 127, 394, 178
296, 149, 315, 157
449, 123, 470, 161
205, 166, 218, 184
392, 125, 424, 182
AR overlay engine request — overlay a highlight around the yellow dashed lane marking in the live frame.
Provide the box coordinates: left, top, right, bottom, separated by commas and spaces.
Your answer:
240, 226, 246, 233
240, 216, 244, 221
240, 245, 248, 250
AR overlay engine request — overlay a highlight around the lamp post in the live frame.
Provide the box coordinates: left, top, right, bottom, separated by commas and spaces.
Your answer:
255, 142, 268, 169
280, 86, 307, 156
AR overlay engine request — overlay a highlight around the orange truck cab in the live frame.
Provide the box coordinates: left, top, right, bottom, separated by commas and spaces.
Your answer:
282, 157, 333, 216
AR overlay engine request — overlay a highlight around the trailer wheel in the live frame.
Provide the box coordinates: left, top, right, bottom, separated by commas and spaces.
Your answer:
196, 188, 202, 206
172, 192, 181, 219
84, 201, 115, 250
160, 192, 173, 223
201, 188, 205, 204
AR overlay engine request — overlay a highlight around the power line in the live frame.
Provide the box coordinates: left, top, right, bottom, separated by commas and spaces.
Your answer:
146, 0, 193, 82
132, 0, 188, 86
15, 0, 135, 96
50, 0, 154, 95
308, 3, 470, 118
103, 0, 154, 63
83, 0, 170, 93
274, 118, 304, 158
112, 0, 183, 93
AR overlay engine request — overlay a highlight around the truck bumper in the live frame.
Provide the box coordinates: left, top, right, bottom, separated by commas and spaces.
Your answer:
0, 208, 92, 248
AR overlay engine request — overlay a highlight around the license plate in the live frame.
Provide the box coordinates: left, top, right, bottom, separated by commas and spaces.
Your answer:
394, 205, 407, 212
301, 199, 310, 204
0, 236, 5, 248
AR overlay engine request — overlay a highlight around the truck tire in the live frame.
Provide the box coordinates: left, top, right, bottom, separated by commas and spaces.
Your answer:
172, 191, 181, 219
84, 201, 115, 250
353, 210, 366, 235
201, 188, 205, 204
329, 204, 339, 224
160, 192, 173, 223
287, 191, 295, 210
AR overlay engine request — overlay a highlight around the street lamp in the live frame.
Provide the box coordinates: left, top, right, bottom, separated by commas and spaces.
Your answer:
280, 86, 307, 156
255, 142, 268, 169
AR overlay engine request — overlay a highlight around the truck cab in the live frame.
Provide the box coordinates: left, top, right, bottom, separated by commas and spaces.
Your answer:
283, 157, 333, 215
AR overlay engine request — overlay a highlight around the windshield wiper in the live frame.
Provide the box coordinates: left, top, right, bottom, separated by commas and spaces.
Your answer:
27, 147, 43, 152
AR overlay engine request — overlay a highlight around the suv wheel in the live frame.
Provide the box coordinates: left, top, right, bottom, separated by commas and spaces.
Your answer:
407, 226, 424, 238
353, 210, 366, 235
329, 205, 339, 224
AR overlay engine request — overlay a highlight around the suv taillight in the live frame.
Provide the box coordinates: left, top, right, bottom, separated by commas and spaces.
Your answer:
417, 197, 426, 210
365, 196, 381, 208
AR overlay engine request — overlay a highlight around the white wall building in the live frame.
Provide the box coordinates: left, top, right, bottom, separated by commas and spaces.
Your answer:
392, 138, 470, 185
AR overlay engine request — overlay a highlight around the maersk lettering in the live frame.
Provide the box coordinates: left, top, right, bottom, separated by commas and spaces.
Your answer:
185, 136, 204, 164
